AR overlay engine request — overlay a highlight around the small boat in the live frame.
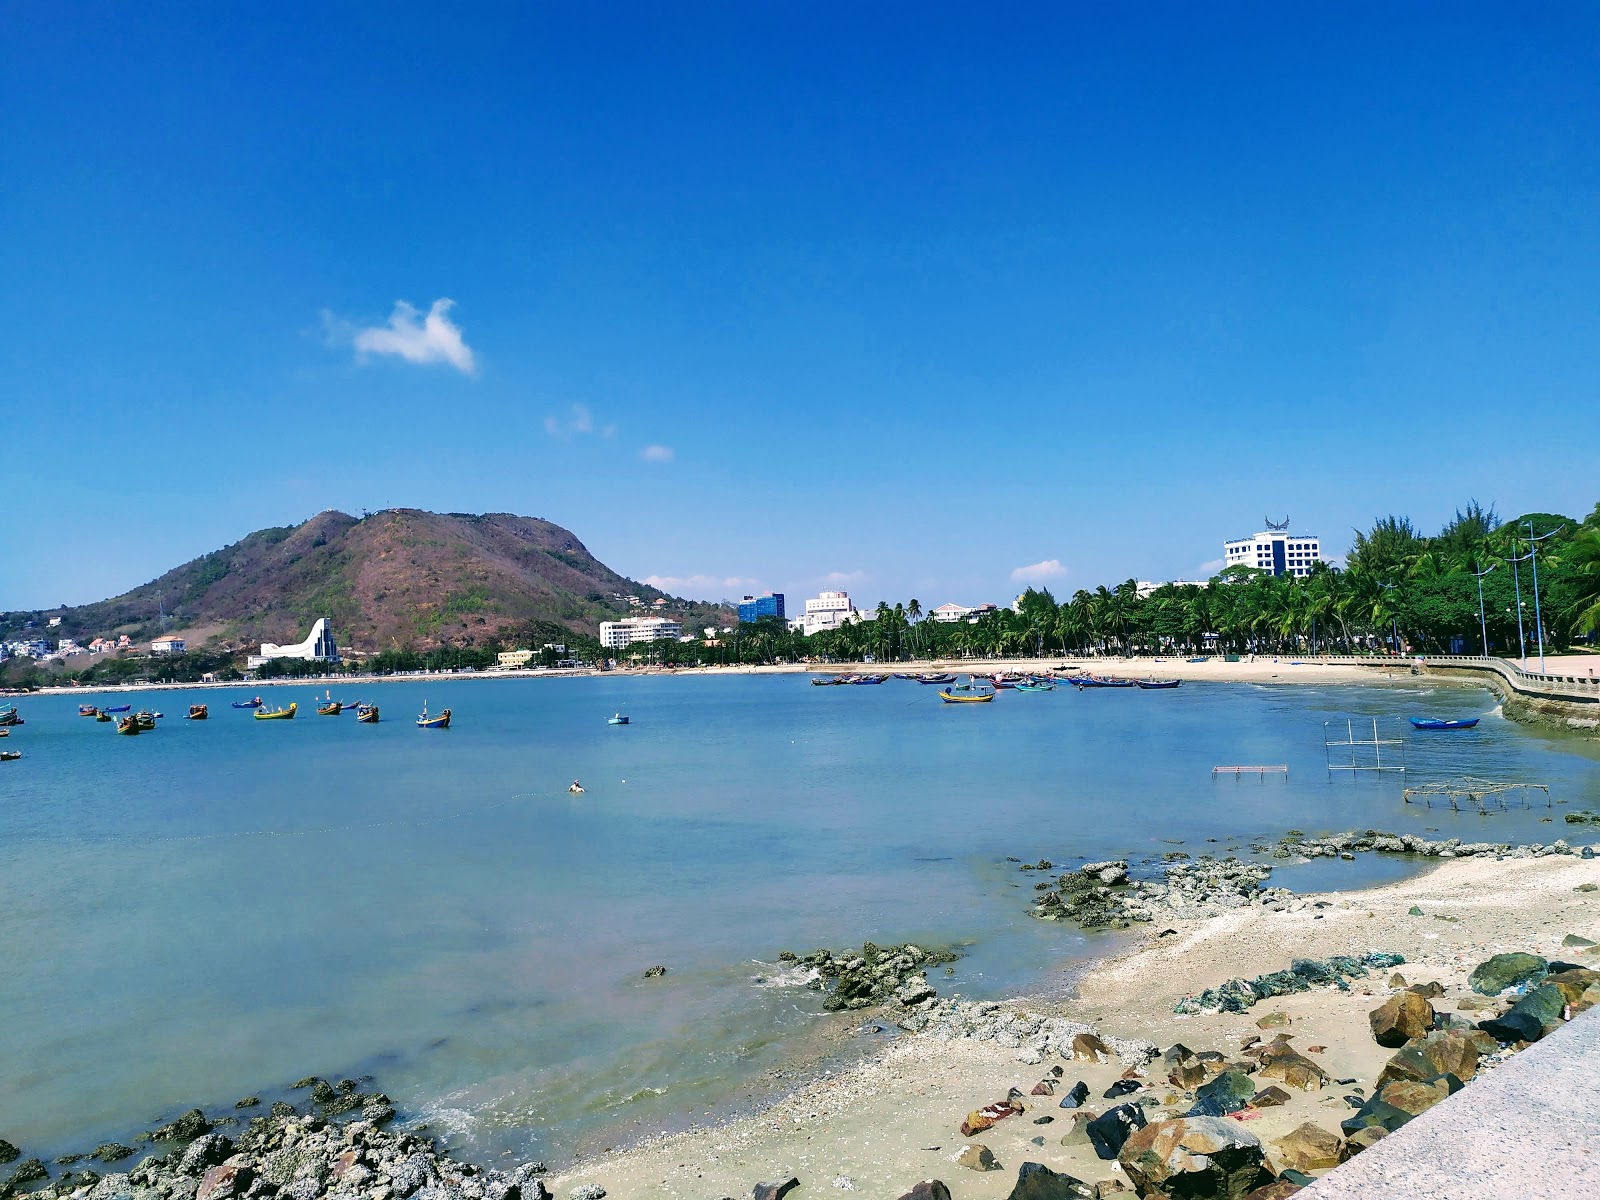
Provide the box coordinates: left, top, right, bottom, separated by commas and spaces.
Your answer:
916, 672, 956, 684
1136, 679, 1182, 690
185, 704, 209, 719
103, 704, 131, 714
1187, 656, 1209, 663
811, 677, 842, 686
78, 704, 100, 717
939, 687, 995, 703
231, 697, 264, 709
0, 706, 23, 727
95, 710, 111, 723
568, 780, 585, 794
117, 716, 141, 736
317, 701, 342, 716
135, 711, 157, 730
851, 674, 888, 684
356, 704, 380, 724
608, 714, 630, 725
1409, 717, 1480, 731
0, 727, 8, 736
255, 702, 297, 720
892, 673, 917, 680
417, 703, 451, 729
1015, 681, 1056, 692
0, 750, 20, 761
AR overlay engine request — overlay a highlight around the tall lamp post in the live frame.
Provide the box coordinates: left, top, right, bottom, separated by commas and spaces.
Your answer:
1470, 561, 1496, 657
1507, 547, 1531, 669
1380, 582, 1401, 656
1523, 521, 1565, 675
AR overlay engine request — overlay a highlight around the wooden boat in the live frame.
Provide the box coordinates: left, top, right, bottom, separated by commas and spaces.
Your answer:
0, 706, 23, 726
317, 701, 342, 716
78, 704, 100, 717
231, 697, 263, 709
916, 672, 956, 684
104, 704, 131, 714
95, 710, 111, 722
255, 702, 297, 720
0, 749, 21, 761
1136, 679, 1182, 690
939, 687, 995, 703
1015, 681, 1056, 692
851, 674, 888, 684
134, 711, 157, 730
0, 727, 8, 736
117, 716, 141, 735
416, 703, 451, 729
811, 677, 842, 686
355, 705, 379, 723
185, 704, 209, 719
608, 713, 630, 725
1409, 717, 1479, 731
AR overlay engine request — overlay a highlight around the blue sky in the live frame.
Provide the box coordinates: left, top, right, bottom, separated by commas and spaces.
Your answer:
3, 3, 1597, 611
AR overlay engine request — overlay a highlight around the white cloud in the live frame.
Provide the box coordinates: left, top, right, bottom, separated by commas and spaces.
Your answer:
546, 403, 595, 438
1197, 558, 1225, 575
639, 444, 674, 462
342, 298, 476, 374
642, 574, 758, 597
1010, 559, 1068, 583
823, 570, 867, 586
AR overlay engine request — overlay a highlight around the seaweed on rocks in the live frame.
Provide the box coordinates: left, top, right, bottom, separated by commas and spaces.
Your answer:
779, 942, 960, 1012
1172, 952, 1406, 1015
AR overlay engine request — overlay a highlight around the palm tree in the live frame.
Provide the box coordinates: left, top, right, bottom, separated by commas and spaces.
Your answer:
1566, 526, 1600, 634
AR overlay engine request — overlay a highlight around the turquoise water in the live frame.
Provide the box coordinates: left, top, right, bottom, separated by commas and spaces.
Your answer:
1, 676, 1596, 1165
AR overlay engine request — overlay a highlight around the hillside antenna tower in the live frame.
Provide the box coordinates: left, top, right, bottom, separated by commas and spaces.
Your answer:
158, 590, 169, 632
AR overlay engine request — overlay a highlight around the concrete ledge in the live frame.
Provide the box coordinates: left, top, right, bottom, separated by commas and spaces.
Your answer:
1303, 1007, 1600, 1198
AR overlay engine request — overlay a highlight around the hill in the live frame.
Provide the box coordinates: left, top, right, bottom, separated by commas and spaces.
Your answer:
3, 509, 735, 653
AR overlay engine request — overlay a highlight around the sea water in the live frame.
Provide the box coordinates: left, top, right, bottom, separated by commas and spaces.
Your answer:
1, 675, 1596, 1164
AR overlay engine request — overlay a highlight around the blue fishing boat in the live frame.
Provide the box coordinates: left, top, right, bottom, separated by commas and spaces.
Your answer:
1409, 717, 1479, 731
103, 704, 131, 714
1136, 679, 1182, 689
916, 673, 956, 684
1015, 681, 1055, 692
230, 697, 263, 709
852, 674, 888, 684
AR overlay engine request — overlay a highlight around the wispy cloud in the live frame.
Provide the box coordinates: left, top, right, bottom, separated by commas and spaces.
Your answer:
639, 444, 675, 462
333, 298, 476, 374
643, 574, 758, 597
1197, 558, 1225, 575
1010, 559, 1068, 583
823, 570, 867, 586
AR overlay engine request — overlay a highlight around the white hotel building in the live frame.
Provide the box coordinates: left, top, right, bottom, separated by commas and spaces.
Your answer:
1224, 528, 1324, 578
599, 616, 682, 649
794, 590, 858, 636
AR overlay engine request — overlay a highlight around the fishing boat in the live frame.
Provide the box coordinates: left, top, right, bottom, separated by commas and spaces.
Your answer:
0, 727, 8, 736
78, 704, 100, 717
117, 715, 141, 736
851, 674, 888, 684
355, 704, 380, 724
95, 710, 111, 723
0, 705, 23, 726
317, 701, 343, 716
185, 704, 209, 719
1409, 717, 1480, 731
1187, 656, 1209, 663
915, 672, 956, 684
231, 697, 264, 709
810, 677, 843, 686
939, 686, 995, 703
893, 673, 917, 680
1136, 679, 1182, 690
0, 750, 20, 761
1015, 681, 1056, 692
104, 704, 131, 714
135, 711, 157, 730
254, 702, 297, 720
990, 676, 1018, 689
416, 703, 451, 729
608, 713, 630, 725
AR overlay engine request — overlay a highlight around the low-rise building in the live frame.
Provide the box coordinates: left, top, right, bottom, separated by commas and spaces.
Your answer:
151, 634, 187, 655
599, 616, 682, 649
497, 649, 535, 668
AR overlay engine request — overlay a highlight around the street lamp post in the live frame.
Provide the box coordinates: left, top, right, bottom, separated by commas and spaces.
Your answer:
1470, 561, 1496, 657
1507, 548, 1530, 669
1524, 521, 1565, 675
1381, 582, 1401, 656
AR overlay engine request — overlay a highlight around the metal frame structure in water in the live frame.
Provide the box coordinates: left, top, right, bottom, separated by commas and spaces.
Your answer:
1402, 776, 1552, 812
1324, 717, 1408, 775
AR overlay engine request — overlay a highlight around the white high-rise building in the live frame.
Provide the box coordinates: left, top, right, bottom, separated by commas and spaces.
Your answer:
796, 590, 857, 636
1224, 524, 1324, 578
599, 616, 682, 649
247, 618, 339, 668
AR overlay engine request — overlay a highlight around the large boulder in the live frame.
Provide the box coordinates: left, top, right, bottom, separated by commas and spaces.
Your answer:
196, 1164, 254, 1200
1073, 1034, 1112, 1063
1367, 991, 1434, 1047
1374, 1075, 1462, 1120
1376, 1032, 1477, 1088
896, 1184, 952, 1200
1478, 984, 1566, 1044
753, 1179, 799, 1200
0, 1140, 18, 1166
1119, 1117, 1274, 1199
1546, 968, 1600, 1006
1272, 1123, 1347, 1172
1005, 1162, 1096, 1199
1087, 1104, 1148, 1160
1243, 1185, 1303, 1200
152, 1109, 212, 1143
1187, 1070, 1257, 1117
1468, 953, 1547, 995
178, 1134, 234, 1176
1256, 1046, 1326, 1092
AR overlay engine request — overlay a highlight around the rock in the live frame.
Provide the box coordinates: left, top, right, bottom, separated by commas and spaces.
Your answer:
1082, 861, 1130, 886
1072, 1034, 1111, 1062
1058, 1112, 1097, 1147
178, 1134, 233, 1176
1058, 1082, 1091, 1109
8, 1158, 49, 1186
1255, 1012, 1291, 1029
269, 1101, 295, 1119
1086, 1104, 1147, 1160
1376, 1075, 1462, 1119
391, 1153, 442, 1197
1257, 1046, 1326, 1092
1102, 1080, 1141, 1099
1119, 1117, 1274, 1199
1368, 991, 1435, 1047
1563, 934, 1598, 948
1188, 1070, 1257, 1117
1250, 1086, 1291, 1108
0, 1140, 17, 1166
153, 1109, 213, 1143
1408, 906, 1424, 916
1479, 984, 1566, 1043
1545, 968, 1600, 1006
196, 1164, 254, 1200
1386, 1030, 1478, 1086
1408, 980, 1445, 999
752, 1180, 798, 1200
956, 1144, 997, 1171
1006, 1161, 1096, 1198
1167, 1054, 1208, 1089
1467, 953, 1547, 995
1032, 1081, 1056, 1096
1273, 1123, 1346, 1172
961, 1101, 1016, 1137
1346, 1126, 1388, 1155
91, 1143, 138, 1163
1574, 983, 1600, 1015
1243, 1184, 1303, 1200
643, 965, 667, 978
896, 1184, 952, 1200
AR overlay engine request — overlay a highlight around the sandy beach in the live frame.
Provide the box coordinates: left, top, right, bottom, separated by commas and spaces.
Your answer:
547, 852, 1600, 1198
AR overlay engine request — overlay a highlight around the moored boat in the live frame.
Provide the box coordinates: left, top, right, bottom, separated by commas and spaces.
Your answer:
78, 704, 100, 717
317, 701, 342, 716
608, 713, 630, 725
851, 674, 889, 684
938, 687, 995, 703
254, 702, 297, 720
232, 697, 264, 709
915, 672, 956, 684
135, 711, 157, 730
356, 704, 380, 723
0, 749, 21, 760
1015, 681, 1056, 692
1409, 717, 1479, 731
95, 710, 111, 722
0, 705, 23, 726
1136, 679, 1182, 689
116, 716, 141, 735
417, 703, 451, 729
104, 704, 131, 714
185, 704, 209, 719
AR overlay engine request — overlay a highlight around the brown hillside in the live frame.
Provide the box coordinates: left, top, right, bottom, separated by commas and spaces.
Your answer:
14, 509, 734, 652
